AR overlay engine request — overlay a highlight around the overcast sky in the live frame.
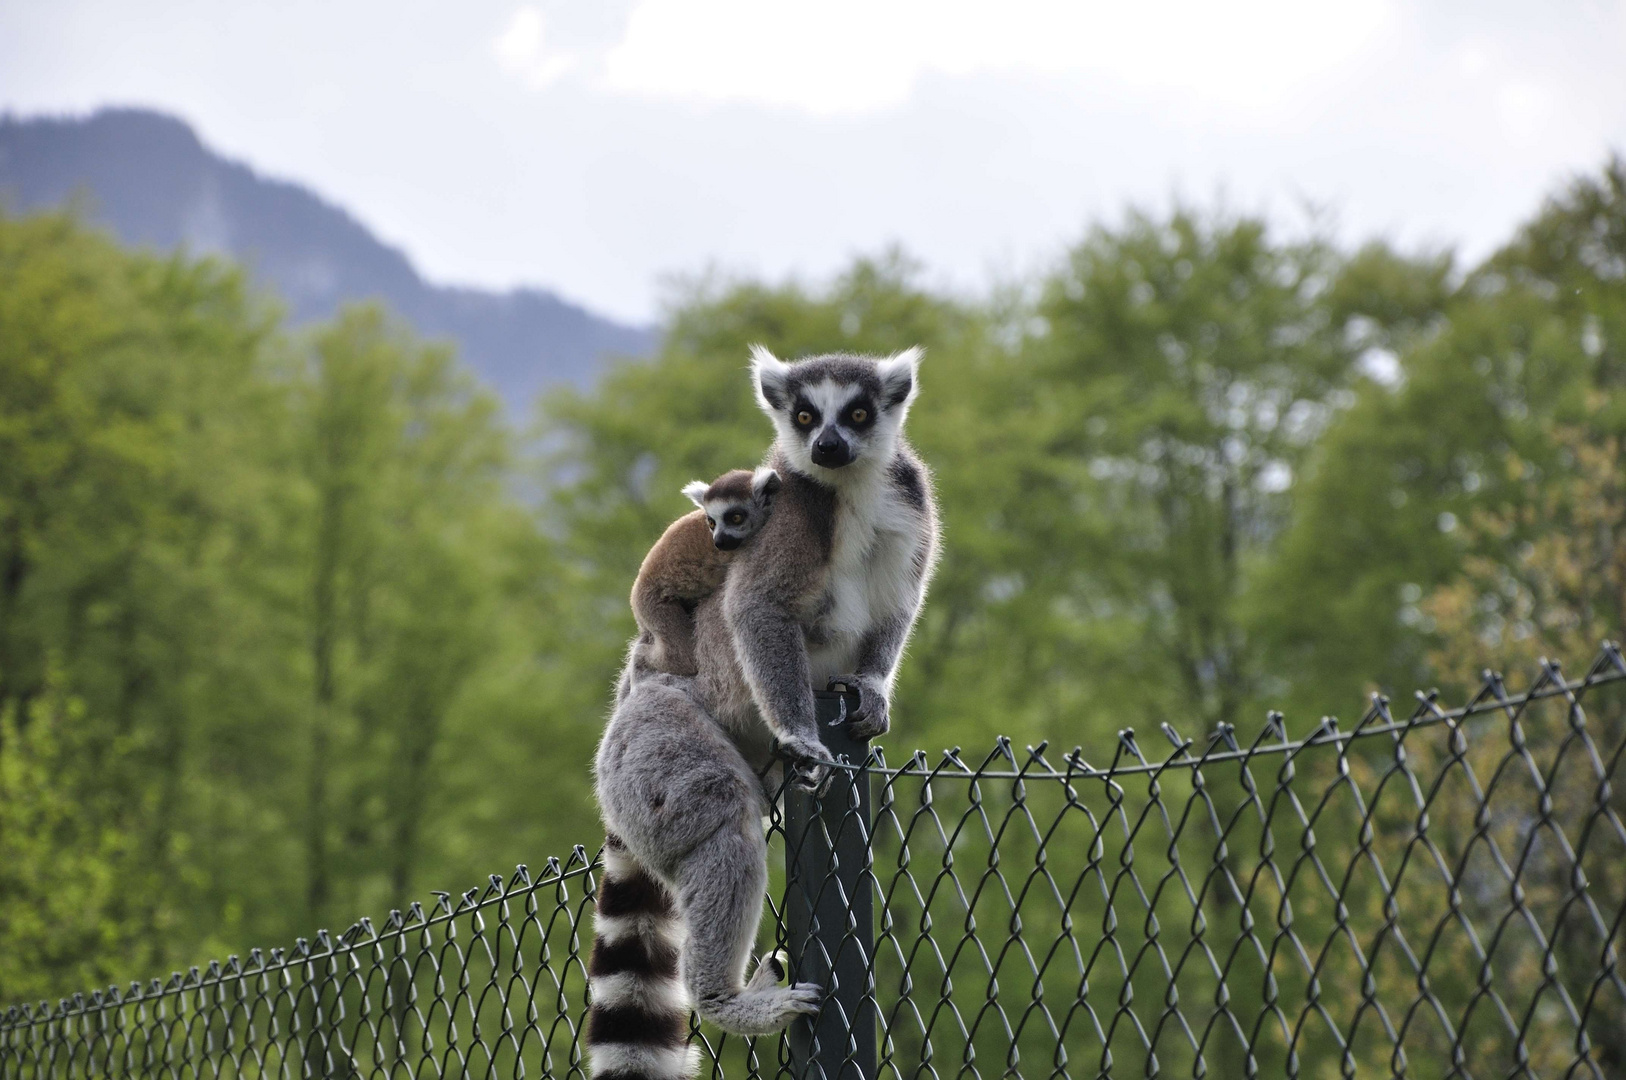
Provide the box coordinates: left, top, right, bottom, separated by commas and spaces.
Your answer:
3, 0, 1625, 323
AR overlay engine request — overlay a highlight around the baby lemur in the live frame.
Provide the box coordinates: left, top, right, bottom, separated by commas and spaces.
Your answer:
630, 466, 782, 676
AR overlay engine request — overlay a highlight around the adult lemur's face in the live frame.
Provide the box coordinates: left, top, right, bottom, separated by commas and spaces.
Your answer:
750, 347, 922, 476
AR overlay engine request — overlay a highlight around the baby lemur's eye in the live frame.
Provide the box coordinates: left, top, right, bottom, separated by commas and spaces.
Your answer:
726, 511, 746, 526
705, 517, 715, 529
796, 410, 813, 426
850, 407, 868, 423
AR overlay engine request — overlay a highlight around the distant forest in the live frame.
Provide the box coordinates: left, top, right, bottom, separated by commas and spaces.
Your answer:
0, 108, 654, 407
1, 158, 1624, 1006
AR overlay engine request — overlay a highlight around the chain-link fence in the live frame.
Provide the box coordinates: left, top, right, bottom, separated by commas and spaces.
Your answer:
4, 645, 1626, 1079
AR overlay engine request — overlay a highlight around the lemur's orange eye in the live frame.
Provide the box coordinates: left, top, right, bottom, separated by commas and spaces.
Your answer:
705, 517, 715, 529
850, 408, 868, 423
726, 511, 745, 525
796, 410, 813, 426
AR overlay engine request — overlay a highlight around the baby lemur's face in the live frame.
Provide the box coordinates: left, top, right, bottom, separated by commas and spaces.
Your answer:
682, 467, 783, 551
702, 496, 767, 550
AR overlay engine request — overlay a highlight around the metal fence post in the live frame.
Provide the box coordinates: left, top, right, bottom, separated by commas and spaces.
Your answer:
785, 687, 876, 1080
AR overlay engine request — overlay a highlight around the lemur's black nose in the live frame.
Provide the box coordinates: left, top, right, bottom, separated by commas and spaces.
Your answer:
811, 427, 852, 468
714, 533, 741, 551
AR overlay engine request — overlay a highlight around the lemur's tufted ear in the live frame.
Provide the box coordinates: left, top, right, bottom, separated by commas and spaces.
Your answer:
681, 480, 710, 508
877, 346, 923, 409
750, 345, 792, 413
752, 467, 782, 502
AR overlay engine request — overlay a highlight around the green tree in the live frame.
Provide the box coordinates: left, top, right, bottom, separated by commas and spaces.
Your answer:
0, 210, 295, 987
990, 210, 1352, 740
1262, 159, 1626, 715
290, 306, 529, 925
0, 683, 145, 1004
0, 215, 568, 994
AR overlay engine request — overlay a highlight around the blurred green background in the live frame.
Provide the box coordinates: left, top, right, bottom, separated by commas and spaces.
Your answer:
2, 159, 1624, 1004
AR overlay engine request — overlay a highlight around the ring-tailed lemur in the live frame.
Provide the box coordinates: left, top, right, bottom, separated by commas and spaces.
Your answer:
590, 348, 938, 1079
630, 467, 781, 676
716, 345, 939, 770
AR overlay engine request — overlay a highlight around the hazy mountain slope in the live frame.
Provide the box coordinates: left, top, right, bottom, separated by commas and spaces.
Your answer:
0, 108, 654, 407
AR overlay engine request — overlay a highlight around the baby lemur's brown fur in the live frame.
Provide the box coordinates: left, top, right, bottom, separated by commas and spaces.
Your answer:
630, 466, 781, 676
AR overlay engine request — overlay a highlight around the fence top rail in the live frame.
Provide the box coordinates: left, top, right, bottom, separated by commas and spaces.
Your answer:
0, 848, 600, 1031
848, 641, 1626, 783
4, 641, 1621, 1036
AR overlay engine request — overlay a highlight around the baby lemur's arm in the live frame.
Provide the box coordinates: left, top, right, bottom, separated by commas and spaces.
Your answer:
630, 511, 726, 677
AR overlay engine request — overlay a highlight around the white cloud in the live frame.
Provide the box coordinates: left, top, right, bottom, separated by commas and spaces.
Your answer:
600, 0, 1398, 114
1497, 81, 1554, 141
494, 5, 576, 90
5, 0, 1623, 321
1455, 41, 1493, 77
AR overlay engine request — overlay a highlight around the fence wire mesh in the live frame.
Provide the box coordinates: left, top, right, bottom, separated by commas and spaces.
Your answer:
4, 644, 1626, 1079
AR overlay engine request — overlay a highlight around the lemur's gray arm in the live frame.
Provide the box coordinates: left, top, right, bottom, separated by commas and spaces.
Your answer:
829, 605, 914, 741
723, 586, 824, 766
835, 556, 930, 739
854, 606, 917, 688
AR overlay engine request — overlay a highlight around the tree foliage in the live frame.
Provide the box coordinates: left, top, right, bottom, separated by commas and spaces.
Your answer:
0, 215, 562, 999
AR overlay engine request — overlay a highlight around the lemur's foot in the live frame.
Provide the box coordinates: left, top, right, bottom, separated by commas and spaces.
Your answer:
696, 979, 822, 1036
745, 950, 790, 991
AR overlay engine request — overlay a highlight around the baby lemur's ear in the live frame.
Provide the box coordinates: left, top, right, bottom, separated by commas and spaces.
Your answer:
752, 466, 782, 502
681, 480, 710, 508
750, 345, 792, 413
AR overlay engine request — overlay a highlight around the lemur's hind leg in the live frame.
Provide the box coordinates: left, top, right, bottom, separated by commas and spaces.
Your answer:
595, 677, 820, 1039
632, 596, 699, 676
674, 817, 821, 1035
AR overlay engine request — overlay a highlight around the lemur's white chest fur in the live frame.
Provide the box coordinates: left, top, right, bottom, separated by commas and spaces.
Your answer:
807, 463, 921, 682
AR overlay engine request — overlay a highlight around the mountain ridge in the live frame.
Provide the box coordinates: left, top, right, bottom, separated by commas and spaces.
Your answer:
0, 107, 654, 408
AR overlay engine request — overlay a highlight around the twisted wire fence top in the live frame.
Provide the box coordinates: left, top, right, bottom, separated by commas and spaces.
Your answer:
810, 643, 1626, 782
4, 643, 1626, 1080
2, 850, 601, 1022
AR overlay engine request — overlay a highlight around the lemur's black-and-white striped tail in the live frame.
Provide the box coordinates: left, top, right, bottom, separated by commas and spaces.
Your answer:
587, 836, 698, 1080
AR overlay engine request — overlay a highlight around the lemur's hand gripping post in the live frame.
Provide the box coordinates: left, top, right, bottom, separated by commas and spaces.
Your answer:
824, 672, 889, 740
